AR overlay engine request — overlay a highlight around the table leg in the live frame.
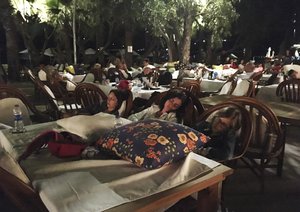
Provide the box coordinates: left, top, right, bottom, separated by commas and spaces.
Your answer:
196, 182, 221, 212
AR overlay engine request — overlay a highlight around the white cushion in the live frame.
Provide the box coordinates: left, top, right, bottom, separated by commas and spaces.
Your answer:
56, 112, 132, 142
66, 81, 76, 91
231, 79, 250, 96
118, 101, 126, 117
219, 81, 232, 95
83, 73, 95, 82
38, 70, 47, 81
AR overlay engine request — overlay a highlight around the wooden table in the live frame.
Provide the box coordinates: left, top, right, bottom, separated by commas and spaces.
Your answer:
0, 122, 232, 212
199, 95, 300, 126
107, 165, 232, 212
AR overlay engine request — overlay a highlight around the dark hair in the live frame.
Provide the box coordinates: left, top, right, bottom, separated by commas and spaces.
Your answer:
143, 58, 150, 63
288, 69, 295, 77
214, 107, 241, 130
107, 89, 127, 115
158, 89, 188, 122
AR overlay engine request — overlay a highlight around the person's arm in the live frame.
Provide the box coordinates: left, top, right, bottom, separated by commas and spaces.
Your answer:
159, 112, 177, 123
142, 76, 152, 88
128, 105, 155, 122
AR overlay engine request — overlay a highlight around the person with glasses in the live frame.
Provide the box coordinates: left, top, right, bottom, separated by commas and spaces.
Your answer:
194, 107, 241, 161
128, 89, 187, 123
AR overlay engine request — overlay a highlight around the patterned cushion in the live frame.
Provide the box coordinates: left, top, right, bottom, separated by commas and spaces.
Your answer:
97, 119, 208, 169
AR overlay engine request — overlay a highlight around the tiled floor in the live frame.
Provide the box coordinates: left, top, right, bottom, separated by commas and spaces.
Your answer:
223, 125, 300, 212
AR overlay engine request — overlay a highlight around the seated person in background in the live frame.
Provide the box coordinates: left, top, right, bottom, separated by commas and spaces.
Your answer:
157, 70, 172, 86
119, 60, 132, 80
117, 79, 132, 91
133, 66, 154, 88
90, 63, 107, 84
287, 69, 298, 80
194, 107, 241, 161
244, 60, 255, 73
128, 89, 187, 123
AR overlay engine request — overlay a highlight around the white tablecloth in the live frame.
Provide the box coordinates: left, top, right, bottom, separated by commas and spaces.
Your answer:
200, 79, 224, 92
131, 86, 169, 99
0, 122, 218, 212
256, 84, 281, 102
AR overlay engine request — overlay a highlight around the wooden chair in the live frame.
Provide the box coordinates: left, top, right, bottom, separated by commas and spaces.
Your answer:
28, 74, 79, 120
121, 90, 133, 118
197, 101, 253, 164
0, 167, 47, 211
179, 79, 201, 98
90, 68, 106, 83
249, 71, 263, 92
230, 97, 284, 192
276, 78, 300, 103
0, 85, 52, 124
82, 73, 95, 83
170, 101, 252, 212
175, 87, 205, 127
74, 83, 107, 115
200, 77, 237, 97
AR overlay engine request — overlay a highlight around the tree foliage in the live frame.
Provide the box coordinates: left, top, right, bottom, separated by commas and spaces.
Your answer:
137, 0, 238, 63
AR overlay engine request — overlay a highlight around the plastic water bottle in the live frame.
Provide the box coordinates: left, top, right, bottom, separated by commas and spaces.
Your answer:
12, 104, 25, 133
115, 77, 120, 84
114, 112, 123, 128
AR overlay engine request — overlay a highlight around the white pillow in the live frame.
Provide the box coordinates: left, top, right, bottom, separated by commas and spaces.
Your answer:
118, 101, 126, 117
231, 79, 250, 96
56, 112, 132, 142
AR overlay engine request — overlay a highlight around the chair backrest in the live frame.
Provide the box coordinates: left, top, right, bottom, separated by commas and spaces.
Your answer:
276, 78, 300, 103
249, 71, 263, 81
38, 69, 47, 81
120, 90, 133, 118
0, 98, 31, 126
229, 97, 283, 159
90, 68, 106, 83
175, 87, 205, 127
74, 83, 107, 114
25, 70, 61, 120
27, 69, 36, 81
157, 71, 172, 85
197, 101, 253, 163
218, 78, 237, 95
231, 79, 254, 96
82, 73, 95, 83
0, 167, 47, 211
0, 85, 51, 123
180, 79, 201, 98
42, 79, 80, 116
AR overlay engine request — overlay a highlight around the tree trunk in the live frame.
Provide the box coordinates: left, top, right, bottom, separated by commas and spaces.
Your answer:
125, 27, 133, 67
166, 35, 179, 62
206, 35, 213, 65
0, 0, 20, 81
96, 21, 104, 64
181, 12, 193, 65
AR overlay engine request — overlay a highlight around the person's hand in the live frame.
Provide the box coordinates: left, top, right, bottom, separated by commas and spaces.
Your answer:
195, 147, 210, 156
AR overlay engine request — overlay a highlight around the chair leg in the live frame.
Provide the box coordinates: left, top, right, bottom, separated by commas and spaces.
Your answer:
259, 158, 265, 193
277, 122, 287, 177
